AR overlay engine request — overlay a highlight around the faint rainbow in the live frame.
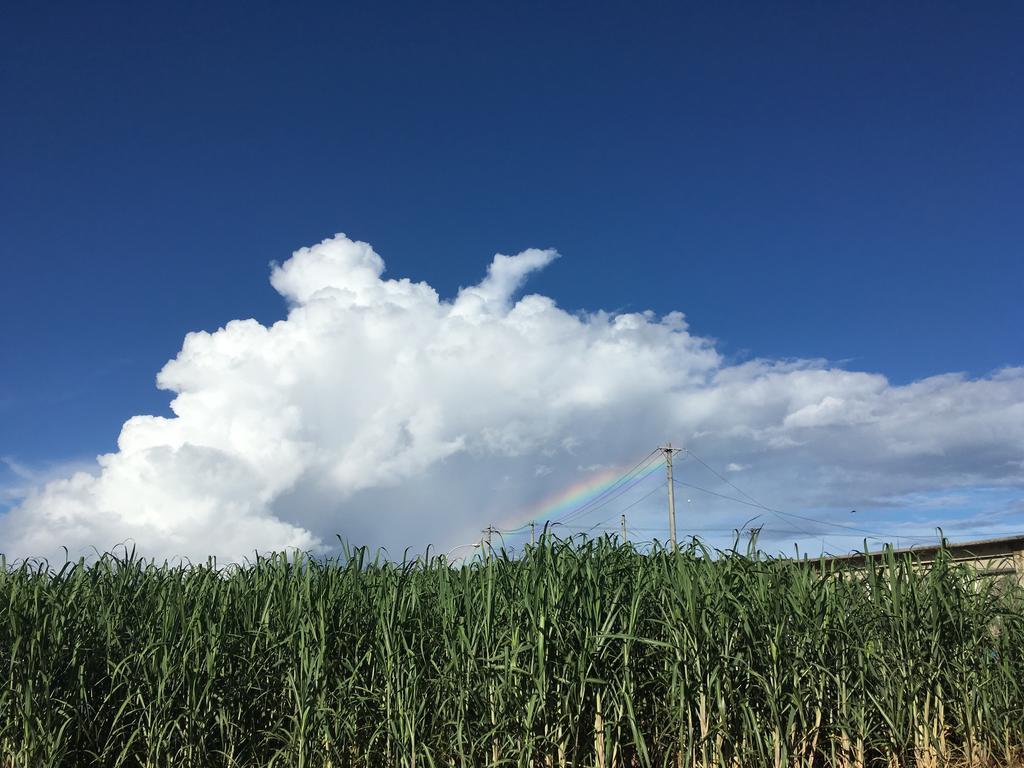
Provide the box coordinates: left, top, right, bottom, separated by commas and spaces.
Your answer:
501, 454, 663, 532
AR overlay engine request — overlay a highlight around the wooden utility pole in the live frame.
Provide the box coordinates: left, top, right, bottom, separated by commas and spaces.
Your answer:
531, 521, 536, 546
663, 443, 678, 551
621, 514, 627, 543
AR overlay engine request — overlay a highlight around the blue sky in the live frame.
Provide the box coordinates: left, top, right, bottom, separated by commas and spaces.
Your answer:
1, 2, 1022, 559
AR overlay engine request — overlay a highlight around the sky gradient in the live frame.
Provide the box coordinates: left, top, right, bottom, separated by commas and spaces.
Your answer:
1, 2, 1022, 558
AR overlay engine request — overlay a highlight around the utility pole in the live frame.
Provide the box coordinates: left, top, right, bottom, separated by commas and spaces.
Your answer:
530, 521, 536, 546
621, 514, 627, 543
483, 526, 493, 562
663, 443, 678, 551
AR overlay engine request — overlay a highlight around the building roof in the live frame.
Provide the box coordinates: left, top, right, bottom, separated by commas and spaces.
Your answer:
815, 533, 1024, 570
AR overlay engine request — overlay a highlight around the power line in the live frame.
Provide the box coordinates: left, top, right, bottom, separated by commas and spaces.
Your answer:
552, 453, 664, 526
544, 450, 663, 528
678, 448, 945, 541
683, 449, 768, 508
579, 483, 666, 534
492, 444, 1014, 550
672, 448, 807, 537
493, 449, 663, 537
571, 521, 1022, 543
673, 478, 775, 512
672, 478, 941, 541
562, 460, 665, 525
616, 482, 665, 515
671, 479, 806, 536
611, 525, 767, 533
557, 451, 662, 524
679, 449, 837, 535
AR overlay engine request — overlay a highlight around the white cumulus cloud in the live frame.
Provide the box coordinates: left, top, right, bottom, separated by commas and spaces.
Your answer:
2, 234, 1022, 561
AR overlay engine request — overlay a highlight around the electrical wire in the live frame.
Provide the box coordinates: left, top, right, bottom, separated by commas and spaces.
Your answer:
551, 452, 664, 526
670, 479, 806, 535
672, 478, 940, 540
494, 445, 1023, 548
677, 449, 944, 540
557, 450, 662, 523
560, 461, 664, 526
494, 449, 662, 536
579, 482, 666, 533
